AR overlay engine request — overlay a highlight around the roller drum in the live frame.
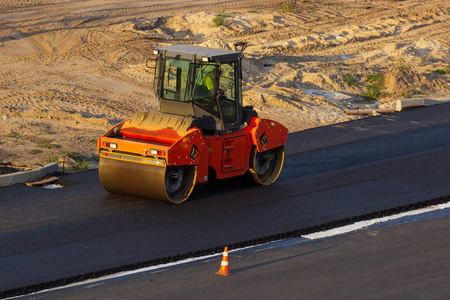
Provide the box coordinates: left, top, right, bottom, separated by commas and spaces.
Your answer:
99, 157, 196, 204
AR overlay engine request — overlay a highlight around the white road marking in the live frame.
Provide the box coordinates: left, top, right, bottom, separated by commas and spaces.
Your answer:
303, 202, 450, 240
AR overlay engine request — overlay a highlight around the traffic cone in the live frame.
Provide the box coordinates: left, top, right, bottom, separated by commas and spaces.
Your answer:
216, 247, 232, 276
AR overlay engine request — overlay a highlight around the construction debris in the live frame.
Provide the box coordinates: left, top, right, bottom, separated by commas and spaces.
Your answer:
42, 184, 64, 189
26, 176, 59, 186
344, 107, 396, 116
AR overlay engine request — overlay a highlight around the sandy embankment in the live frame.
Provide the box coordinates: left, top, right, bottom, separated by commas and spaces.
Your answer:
0, 0, 449, 167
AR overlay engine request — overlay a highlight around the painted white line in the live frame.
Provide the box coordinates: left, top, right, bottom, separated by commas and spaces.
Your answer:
254, 247, 272, 252
150, 269, 169, 274
81, 283, 104, 290
10, 201, 450, 299
9, 254, 223, 299
303, 202, 450, 240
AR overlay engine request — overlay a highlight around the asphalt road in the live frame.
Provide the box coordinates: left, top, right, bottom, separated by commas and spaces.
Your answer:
25, 213, 450, 300
1, 103, 450, 294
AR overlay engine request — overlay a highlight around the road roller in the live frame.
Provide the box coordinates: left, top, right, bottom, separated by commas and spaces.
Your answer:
97, 45, 288, 203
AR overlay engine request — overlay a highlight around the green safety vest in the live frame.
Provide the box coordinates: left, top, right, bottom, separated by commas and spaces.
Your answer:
200, 73, 215, 91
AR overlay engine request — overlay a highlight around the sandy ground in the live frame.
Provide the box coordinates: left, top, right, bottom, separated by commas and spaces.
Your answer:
0, 0, 449, 168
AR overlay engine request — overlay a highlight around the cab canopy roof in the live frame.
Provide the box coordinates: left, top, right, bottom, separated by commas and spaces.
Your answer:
156, 44, 241, 63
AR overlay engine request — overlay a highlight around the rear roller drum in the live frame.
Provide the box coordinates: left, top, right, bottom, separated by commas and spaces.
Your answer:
249, 145, 284, 185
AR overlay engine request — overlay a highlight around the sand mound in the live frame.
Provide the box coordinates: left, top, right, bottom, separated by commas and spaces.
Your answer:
1, 0, 449, 165
383, 38, 449, 64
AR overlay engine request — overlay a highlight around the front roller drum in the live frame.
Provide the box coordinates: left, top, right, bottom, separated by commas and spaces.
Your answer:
99, 157, 197, 204
249, 145, 285, 186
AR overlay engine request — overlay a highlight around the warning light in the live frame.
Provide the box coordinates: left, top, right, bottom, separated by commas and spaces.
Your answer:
150, 149, 165, 156
102, 142, 118, 149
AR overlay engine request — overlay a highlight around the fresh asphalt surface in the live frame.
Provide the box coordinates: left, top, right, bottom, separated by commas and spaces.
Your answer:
22, 213, 450, 300
1, 103, 450, 295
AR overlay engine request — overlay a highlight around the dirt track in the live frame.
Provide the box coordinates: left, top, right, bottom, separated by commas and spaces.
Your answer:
0, 0, 449, 166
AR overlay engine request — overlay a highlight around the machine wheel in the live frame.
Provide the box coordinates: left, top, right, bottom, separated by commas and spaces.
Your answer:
164, 165, 197, 204
249, 145, 284, 185
165, 166, 184, 193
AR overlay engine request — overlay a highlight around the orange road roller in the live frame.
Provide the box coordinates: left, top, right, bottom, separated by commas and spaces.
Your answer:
97, 45, 288, 203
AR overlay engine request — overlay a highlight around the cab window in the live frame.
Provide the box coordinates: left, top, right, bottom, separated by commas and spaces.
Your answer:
190, 63, 220, 118
162, 57, 189, 101
218, 62, 237, 123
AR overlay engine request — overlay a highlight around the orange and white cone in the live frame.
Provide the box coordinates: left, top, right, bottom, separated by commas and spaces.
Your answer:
216, 247, 232, 276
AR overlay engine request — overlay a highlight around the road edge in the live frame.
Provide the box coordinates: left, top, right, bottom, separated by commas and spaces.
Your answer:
0, 163, 58, 187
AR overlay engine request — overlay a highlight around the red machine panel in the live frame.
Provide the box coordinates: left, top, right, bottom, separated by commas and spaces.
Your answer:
222, 135, 248, 173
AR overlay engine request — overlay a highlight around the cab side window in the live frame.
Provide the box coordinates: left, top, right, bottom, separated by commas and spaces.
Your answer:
219, 63, 237, 123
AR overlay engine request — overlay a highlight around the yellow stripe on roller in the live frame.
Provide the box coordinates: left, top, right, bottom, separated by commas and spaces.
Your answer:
100, 151, 166, 167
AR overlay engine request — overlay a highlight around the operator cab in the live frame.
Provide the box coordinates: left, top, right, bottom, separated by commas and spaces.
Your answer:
152, 45, 249, 133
